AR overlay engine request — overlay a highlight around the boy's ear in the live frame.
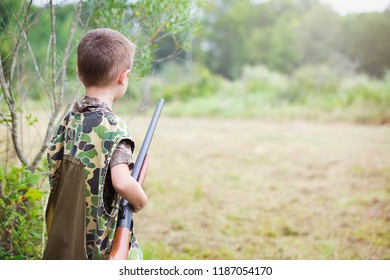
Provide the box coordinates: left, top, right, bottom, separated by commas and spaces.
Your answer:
118, 69, 131, 86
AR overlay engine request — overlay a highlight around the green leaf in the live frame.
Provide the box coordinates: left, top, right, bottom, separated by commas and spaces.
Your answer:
25, 188, 43, 201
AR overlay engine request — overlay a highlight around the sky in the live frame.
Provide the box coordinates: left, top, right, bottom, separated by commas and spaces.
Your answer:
33, 0, 390, 15
319, 0, 390, 15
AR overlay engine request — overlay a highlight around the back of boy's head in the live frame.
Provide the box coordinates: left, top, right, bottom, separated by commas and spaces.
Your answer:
77, 28, 136, 87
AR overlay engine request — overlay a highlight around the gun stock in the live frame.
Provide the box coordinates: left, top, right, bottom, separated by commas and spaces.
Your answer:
109, 227, 131, 260
109, 98, 164, 260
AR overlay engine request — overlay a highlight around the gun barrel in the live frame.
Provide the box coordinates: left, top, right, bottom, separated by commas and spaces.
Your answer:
116, 98, 164, 229
131, 98, 165, 180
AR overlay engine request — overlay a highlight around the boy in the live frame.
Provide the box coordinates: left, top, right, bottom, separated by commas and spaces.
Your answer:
43, 28, 148, 260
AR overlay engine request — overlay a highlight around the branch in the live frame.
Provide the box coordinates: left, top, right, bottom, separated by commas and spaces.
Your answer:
23, 31, 52, 104
44, 36, 55, 112
9, 0, 33, 82
76, 0, 95, 33
30, 111, 56, 171
59, 0, 83, 102
153, 48, 181, 64
50, 0, 58, 111
0, 112, 11, 130
150, 32, 171, 45
31, 0, 85, 171
0, 59, 11, 103
0, 54, 29, 166
30, 98, 75, 171
27, 4, 48, 30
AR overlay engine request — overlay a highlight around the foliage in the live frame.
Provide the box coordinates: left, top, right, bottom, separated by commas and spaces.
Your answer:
284, 64, 342, 103
87, 0, 201, 78
0, 0, 200, 171
195, 0, 256, 79
0, 165, 44, 260
195, 0, 390, 79
153, 63, 390, 124
149, 62, 222, 102
240, 65, 288, 95
342, 11, 390, 78
295, 3, 342, 66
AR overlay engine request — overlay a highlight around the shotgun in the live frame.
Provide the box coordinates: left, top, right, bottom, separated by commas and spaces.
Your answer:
109, 98, 164, 260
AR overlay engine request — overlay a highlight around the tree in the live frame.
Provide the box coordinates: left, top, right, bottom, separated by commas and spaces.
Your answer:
0, 0, 80, 172
194, 0, 320, 78
194, 0, 390, 78
249, 18, 302, 74
294, 3, 342, 66
195, 0, 255, 79
0, 0, 199, 171
342, 12, 390, 78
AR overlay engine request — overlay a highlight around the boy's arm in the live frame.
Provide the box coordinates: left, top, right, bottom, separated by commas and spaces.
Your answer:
111, 162, 148, 213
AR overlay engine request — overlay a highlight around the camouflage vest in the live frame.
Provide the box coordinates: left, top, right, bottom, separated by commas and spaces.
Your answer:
43, 110, 133, 260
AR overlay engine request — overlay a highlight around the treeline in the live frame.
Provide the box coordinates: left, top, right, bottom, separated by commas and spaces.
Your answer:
1, 0, 390, 123
191, 0, 390, 80
2, 0, 389, 82
138, 0, 390, 123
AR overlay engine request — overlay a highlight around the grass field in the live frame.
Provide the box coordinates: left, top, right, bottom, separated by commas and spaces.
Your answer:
1, 112, 389, 259
126, 116, 390, 260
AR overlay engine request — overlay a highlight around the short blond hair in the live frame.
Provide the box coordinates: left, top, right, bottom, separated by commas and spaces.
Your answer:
77, 28, 136, 87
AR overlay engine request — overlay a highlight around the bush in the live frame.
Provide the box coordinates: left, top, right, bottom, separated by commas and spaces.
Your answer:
0, 166, 44, 259
240, 65, 288, 95
146, 62, 390, 123
150, 62, 223, 101
335, 74, 390, 123
283, 64, 342, 104
339, 74, 390, 107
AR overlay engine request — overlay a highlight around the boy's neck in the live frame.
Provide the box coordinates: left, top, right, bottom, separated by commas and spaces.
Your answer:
84, 86, 115, 110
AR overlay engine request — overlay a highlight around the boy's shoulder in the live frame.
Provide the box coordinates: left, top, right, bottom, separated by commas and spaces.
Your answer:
71, 96, 128, 129
82, 111, 128, 139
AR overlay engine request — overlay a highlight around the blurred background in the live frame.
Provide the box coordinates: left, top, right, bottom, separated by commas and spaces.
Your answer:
1, 0, 389, 259
145, 0, 390, 123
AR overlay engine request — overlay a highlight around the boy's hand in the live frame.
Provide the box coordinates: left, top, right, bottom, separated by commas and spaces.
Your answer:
137, 153, 149, 186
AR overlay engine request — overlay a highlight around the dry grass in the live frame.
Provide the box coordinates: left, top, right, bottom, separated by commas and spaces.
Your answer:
128, 117, 390, 260
1, 113, 389, 259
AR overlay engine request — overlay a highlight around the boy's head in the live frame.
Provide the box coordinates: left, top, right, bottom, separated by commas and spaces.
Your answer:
77, 28, 136, 87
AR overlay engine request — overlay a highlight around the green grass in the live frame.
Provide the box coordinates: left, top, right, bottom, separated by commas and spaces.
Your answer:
159, 92, 390, 124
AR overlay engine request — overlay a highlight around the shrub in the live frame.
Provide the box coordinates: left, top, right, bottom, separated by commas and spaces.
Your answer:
147, 62, 390, 123
339, 74, 390, 107
150, 62, 223, 101
0, 166, 44, 259
240, 65, 288, 94
283, 64, 342, 103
